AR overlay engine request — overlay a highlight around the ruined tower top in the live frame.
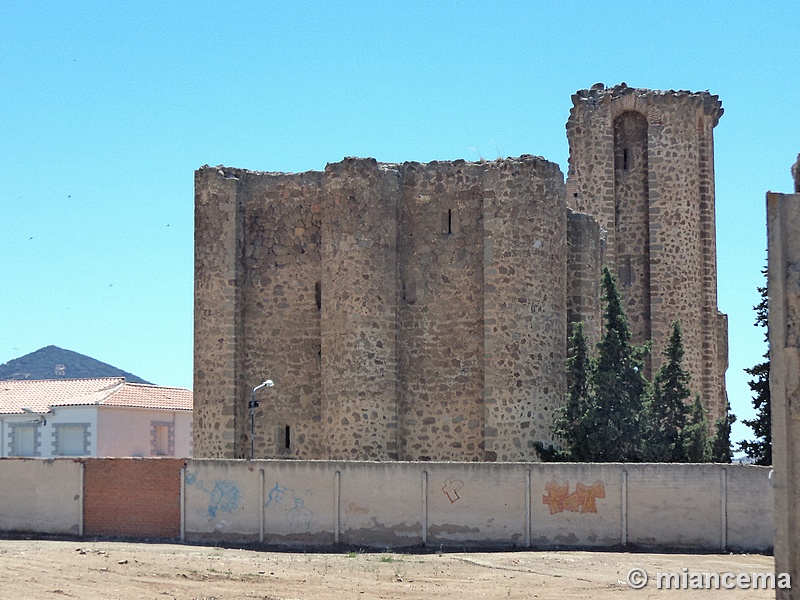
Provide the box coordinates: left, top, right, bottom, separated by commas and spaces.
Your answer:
569, 82, 723, 127
565, 83, 728, 423
792, 153, 800, 192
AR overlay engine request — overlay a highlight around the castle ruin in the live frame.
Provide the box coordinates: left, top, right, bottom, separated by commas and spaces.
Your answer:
193, 84, 728, 461
566, 83, 728, 421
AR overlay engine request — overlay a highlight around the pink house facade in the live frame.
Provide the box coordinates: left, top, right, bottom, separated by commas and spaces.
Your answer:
0, 378, 192, 458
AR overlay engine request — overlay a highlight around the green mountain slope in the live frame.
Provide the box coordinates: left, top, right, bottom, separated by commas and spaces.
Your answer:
0, 345, 152, 384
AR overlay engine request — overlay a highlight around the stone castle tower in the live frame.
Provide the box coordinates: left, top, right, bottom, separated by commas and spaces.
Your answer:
192, 84, 727, 461
566, 84, 728, 422
193, 157, 605, 461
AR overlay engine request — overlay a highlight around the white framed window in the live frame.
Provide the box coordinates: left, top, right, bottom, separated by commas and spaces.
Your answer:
150, 421, 174, 456
11, 424, 38, 456
53, 423, 90, 456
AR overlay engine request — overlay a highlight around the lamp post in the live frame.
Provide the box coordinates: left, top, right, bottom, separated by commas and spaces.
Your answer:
250, 379, 274, 460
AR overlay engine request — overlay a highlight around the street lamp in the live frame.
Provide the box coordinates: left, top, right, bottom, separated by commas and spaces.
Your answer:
250, 379, 274, 460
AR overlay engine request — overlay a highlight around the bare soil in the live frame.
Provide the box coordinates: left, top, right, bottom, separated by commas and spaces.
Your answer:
0, 538, 778, 599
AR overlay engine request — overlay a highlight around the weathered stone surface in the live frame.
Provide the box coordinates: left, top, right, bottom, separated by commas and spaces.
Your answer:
194, 156, 577, 461
566, 209, 605, 347
767, 184, 800, 599
793, 154, 800, 193
566, 84, 728, 422
194, 84, 729, 462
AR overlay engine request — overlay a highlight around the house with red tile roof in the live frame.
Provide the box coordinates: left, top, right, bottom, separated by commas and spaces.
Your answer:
0, 378, 192, 457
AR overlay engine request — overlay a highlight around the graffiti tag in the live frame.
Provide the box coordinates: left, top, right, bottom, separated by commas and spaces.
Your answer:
542, 480, 605, 514
346, 502, 369, 515
442, 478, 465, 504
265, 481, 315, 532
265, 482, 294, 507
185, 471, 242, 518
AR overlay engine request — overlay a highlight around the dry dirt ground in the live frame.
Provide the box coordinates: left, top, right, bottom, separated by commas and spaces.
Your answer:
0, 538, 779, 599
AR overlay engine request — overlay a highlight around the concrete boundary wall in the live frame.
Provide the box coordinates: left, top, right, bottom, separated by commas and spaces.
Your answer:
0, 458, 83, 535
0, 458, 773, 552
183, 460, 774, 552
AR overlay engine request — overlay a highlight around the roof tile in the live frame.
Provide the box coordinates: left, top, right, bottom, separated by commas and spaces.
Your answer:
0, 378, 192, 414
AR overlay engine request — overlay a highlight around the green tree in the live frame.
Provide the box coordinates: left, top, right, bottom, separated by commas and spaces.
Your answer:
683, 395, 710, 462
643, 322, 691, 462
542, 269, 650, 461
587, 267, 650, 461
739, 268, 771, 465
711, 402, 736, 463
552, 321, 594, 460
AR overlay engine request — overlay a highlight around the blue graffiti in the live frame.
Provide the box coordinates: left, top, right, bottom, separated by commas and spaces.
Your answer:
207, 480, 241, 518
265, 482, 294, 507
286, 497, 314, 532
186, 470, 242, 518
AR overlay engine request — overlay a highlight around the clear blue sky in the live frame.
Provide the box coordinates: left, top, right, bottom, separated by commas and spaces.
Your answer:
1, 1, 797, 449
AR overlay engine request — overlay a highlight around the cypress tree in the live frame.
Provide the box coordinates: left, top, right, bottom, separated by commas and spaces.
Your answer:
643, 322, 691, 462
591, 267, 649, 461
739, 267, 772, 465
554, 321, 594, 460
683, 395, 710, 462
711, 402, 736, 463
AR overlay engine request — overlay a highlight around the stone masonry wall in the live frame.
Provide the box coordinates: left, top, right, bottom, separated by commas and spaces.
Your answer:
481, 158, 567, 460
566, 84, 728, 422
194, 167, 245, 458
398, 161, 486, 461
194, 84, 728, 460
241, 169, 325, 459
566, 209, 605, 347
194, 156, 574, 461
321, 159, 401, 460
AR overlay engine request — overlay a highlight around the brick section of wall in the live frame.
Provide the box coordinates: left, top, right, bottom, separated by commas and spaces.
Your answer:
83, 458, 184, 538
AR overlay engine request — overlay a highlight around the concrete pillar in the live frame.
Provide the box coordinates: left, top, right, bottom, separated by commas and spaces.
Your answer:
767, 180, 800, 597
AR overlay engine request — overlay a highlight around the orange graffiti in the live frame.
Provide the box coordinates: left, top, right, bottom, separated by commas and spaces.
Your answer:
543, 480, 605, 514
346, 502, 369, 515
442, 478, 464, 503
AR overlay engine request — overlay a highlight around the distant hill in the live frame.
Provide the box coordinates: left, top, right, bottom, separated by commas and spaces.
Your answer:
0, 346, 152, 384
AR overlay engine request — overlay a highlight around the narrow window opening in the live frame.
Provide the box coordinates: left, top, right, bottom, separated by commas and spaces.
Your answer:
284, 425, 291, 450
621, 256, 633, 286
314, 281, 321, 311
403, 279, 417, 305
447, 209, 453, 235
623, 148, 629, 170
